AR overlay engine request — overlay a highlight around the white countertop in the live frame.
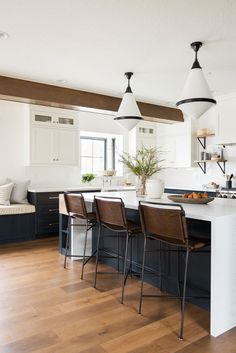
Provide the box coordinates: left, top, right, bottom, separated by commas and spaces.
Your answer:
82, 190, 236, 222
28, 185, 136, 193
28, 186, 102, 193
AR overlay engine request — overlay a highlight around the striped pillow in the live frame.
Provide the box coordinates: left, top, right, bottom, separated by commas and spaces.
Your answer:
0, 182, 14, 205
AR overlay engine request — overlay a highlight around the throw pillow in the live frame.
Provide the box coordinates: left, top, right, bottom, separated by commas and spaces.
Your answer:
7, 179, 30, 204
0, 182, 14, 205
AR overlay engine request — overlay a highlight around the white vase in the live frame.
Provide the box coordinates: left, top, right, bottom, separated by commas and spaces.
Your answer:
146, 179, 165, 199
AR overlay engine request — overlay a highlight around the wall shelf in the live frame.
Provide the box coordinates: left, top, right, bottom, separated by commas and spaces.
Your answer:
194, 160, 227, 174
195, 133, 227, 174
197, 133, 215, 149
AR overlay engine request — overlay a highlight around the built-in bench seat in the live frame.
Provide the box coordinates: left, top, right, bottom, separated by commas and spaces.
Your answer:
0, 204, 36, 244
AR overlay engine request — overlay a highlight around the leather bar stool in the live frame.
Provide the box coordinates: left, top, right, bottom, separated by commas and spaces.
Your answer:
138, 201, 210, 340
94, 196, 141, 303
64, 192, 97, 280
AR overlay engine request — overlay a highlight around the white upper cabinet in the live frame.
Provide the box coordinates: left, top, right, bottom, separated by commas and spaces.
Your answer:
128, 121, 157, 155
156, 120, 196, 168
216, 95, 236, 145
31, 106, 78, 129
26, 105, 79, 166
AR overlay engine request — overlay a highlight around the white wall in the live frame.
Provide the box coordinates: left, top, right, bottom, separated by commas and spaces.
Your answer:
0, 100, 128, 187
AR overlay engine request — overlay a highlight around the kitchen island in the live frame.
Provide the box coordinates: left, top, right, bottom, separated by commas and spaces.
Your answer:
59, 190, 236, 338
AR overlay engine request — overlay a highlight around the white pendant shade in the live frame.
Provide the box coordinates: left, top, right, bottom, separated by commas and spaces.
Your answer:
117, 92, 142, 119
177, 68, 216, 119
114, 72, 143, 131
176, 41, 216, 119
114, 92, 143, 131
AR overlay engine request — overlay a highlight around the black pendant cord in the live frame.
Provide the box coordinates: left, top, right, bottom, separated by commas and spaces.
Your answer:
125, 72, 133, 93
191, 41, 202, 69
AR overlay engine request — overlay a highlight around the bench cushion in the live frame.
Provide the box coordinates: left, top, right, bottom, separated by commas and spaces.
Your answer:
0, 203, 35, 216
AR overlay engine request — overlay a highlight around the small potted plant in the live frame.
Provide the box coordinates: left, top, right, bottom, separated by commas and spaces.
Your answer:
81, 173, 96, 184
120, 146, 164, 196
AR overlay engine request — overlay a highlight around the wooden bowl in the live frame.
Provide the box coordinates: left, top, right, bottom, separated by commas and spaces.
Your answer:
167, 195, 215, 204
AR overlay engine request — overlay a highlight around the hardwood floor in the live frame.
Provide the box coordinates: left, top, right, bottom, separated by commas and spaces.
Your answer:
0, 238, 235, 353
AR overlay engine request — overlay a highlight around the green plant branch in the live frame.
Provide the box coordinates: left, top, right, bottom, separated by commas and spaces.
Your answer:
120, 146, 165, 178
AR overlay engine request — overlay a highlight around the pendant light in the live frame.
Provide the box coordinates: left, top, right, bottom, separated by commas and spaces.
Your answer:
114, 72, 143, 130
176, 41, 216, 119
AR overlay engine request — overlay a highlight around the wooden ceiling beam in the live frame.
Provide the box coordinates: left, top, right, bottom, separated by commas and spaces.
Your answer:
0, 75, 183, 122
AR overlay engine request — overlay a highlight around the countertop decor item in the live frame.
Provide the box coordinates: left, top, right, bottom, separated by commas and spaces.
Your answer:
176, 41, 216, 119
120, 146, 164, 196
146, 179, 165, 199
81, 173, 96, 184
168, 194, 214, 204
103, 169, 116, 177
113, 72, 143, 131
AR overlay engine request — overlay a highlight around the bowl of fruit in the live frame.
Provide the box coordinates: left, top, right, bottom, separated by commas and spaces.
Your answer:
167, 192, 214, 204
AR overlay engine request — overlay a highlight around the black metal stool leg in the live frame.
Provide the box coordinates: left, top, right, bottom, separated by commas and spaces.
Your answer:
81, 221, 89, 280
117, 232, 120, 272
177, 246, 181, 305
130, 236, 133, 277
159, 241, 163, 291
178, 248, 190, 340
121, 232, 130, 304
64, 216, 71, 269
93, 225, 101, 288
138, 235, 147, 314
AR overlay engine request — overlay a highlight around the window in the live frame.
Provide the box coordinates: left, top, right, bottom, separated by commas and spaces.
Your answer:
80, 137, 107, 174
80, 131, 123, 176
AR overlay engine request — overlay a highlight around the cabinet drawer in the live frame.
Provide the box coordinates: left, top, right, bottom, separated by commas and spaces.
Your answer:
35, 193, 60, 205
37, 206, 59, 215
37, 213, 59, 225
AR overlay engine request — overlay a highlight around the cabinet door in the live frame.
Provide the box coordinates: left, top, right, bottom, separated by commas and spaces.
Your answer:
31, 127, 53, 164
156, 121, 192, 168
216, 99, 236, 145
55, 129, 78, 165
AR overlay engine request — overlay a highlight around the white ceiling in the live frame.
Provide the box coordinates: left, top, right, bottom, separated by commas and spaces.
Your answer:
0, 0, 236, 107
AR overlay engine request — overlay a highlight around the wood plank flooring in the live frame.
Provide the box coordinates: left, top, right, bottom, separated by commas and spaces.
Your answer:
0, 238, 235, 353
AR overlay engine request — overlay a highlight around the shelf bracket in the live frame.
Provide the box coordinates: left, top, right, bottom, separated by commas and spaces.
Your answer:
197, 137, 206, 149
197, 162, 206, 174
217, 161, 226, 174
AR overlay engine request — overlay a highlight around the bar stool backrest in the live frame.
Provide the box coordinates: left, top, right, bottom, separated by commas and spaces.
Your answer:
94, 196, 127, 229
64, 193, 87, 219
139, 201, 188, 246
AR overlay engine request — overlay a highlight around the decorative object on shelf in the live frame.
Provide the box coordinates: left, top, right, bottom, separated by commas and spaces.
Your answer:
120, 146, 164, 196
195, 133, 227, 174
81, 173, 96, 184
211, 153, 221, 161
146, 179, 165, 199
114, 72, 143, 131
168, 193, 214, 204
176, 41, 216, 119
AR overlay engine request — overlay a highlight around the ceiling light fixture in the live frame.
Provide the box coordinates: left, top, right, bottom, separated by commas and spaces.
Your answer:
176, 41, 216, 119
114, 72, 143, 131
57, 79, 68, 84
0, 32, 9, 40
